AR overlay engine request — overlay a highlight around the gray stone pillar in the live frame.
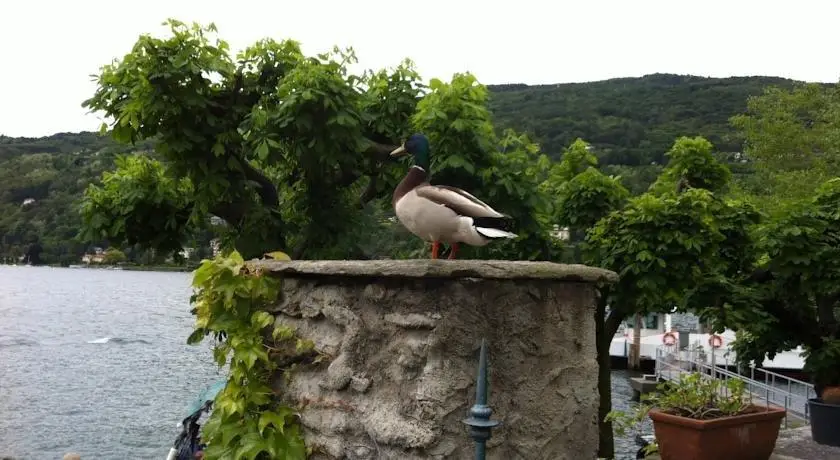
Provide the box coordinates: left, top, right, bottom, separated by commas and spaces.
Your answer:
255, 259, 617, 460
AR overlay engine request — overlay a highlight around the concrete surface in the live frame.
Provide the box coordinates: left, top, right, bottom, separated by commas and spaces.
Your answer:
771, 425, 840, 460
629, 376, 659, 399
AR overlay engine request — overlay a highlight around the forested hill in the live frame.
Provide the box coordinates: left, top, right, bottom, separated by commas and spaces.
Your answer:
0, 73, 805, 264
0, 134, 153, 264
487, 73, 800, 165
0, 74, 803, 165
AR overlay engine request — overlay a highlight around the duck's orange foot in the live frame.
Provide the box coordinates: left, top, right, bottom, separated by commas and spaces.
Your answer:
447, 242, 459, 260
431, 241, 440, 259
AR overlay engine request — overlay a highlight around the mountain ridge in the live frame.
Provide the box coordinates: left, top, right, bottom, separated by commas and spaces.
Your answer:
486, 73, 807, 165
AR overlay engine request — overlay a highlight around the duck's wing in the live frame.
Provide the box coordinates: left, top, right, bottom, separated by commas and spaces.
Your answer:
415, 184, 505, 218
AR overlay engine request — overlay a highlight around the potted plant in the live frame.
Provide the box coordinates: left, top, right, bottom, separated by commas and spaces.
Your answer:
608, 372, 786, 460
804, 345, 840, 447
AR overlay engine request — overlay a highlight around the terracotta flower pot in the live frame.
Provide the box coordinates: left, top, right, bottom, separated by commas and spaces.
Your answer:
821, 385, 840, 405
649, 405, 786, 460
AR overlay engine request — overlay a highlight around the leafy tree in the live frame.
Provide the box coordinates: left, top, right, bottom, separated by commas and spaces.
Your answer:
81, 155, 194, 256
712, 83, 840, 395
647, 136, 731, 195
544, 139, 629, 265
468, 128, 561, 260
552, 139, 598, 182
557, 136, 758, 458
75, 18, 569, 459
730, 83, 840, 213
102, 247, 128, 264
80, 20, 404, 260
79, 19, 559, 263
731, 83, 840, 172
602, 164, 663, 196
550, 140, 629, 231
707, 179, 840, 397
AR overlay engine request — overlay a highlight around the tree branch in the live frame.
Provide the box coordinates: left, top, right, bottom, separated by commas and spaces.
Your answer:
764, 298, 822, 348
240, 159, 279, 208
749, 268, 774, 284
675, 176, 689, 194
817, 293, 840, 337
749, 271, 824, 349
292, 233, 311, 260
597, 288, 626, 339
328, 138, 400, 207
605, 308, 625, 339
358, 175, 379, 208
364, 140, 400, 160
211, 201, 245, 227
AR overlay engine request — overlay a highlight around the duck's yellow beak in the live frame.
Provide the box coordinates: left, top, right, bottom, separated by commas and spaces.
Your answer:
390, 145, 408, 157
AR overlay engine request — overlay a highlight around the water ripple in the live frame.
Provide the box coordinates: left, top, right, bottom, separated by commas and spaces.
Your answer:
0, 266, 222, 459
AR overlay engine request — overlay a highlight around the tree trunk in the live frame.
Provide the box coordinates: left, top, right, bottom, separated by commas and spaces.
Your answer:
595, 298, 625, 459
629, 313, 642, 370
596, 322, 615, 459
571, 228, 586, 263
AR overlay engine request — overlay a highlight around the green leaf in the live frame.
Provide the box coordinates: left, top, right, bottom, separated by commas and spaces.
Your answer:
192, 261, 214, 287
264, 250, 291, 261
636, 250, 654, 262
259, 411, 290, 435
256, 139, 270, 160
187, 328, 206, 345
235, 430, 271, 460
273, 325, 295, 341
251, 311, 274, 329
213, 346, 228, 367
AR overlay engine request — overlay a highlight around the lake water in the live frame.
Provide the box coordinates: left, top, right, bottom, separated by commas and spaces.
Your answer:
0, 266, 222, 459
0, 265, 644, 459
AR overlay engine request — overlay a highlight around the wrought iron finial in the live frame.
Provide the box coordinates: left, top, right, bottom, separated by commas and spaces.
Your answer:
463, 338, 500, 460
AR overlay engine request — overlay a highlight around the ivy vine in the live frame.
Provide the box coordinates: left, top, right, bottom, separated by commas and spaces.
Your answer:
187, 250, 310, 459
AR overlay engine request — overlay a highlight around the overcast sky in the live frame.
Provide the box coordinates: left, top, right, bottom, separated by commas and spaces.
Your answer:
1, 0, 837, 137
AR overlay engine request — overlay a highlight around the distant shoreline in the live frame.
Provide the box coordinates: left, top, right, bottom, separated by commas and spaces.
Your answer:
0, 263, 196, 273
118, 264, 196, 272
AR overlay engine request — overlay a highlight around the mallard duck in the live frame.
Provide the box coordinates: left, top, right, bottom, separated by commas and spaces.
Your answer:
390, 133, 517, 259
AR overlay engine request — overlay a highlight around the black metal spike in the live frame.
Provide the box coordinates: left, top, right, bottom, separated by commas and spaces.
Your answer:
463, 339, 500, 460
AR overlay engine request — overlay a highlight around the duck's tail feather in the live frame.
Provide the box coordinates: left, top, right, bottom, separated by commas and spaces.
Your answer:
473, 216, 518, 239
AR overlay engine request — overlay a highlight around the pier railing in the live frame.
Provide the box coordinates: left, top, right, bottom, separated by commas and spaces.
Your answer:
654, 345, 816, 426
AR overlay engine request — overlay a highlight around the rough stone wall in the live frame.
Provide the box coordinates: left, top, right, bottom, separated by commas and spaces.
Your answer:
262, 261, 609, 460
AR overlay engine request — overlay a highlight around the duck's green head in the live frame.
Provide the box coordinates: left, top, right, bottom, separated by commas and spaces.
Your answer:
390, 133, 430, 171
